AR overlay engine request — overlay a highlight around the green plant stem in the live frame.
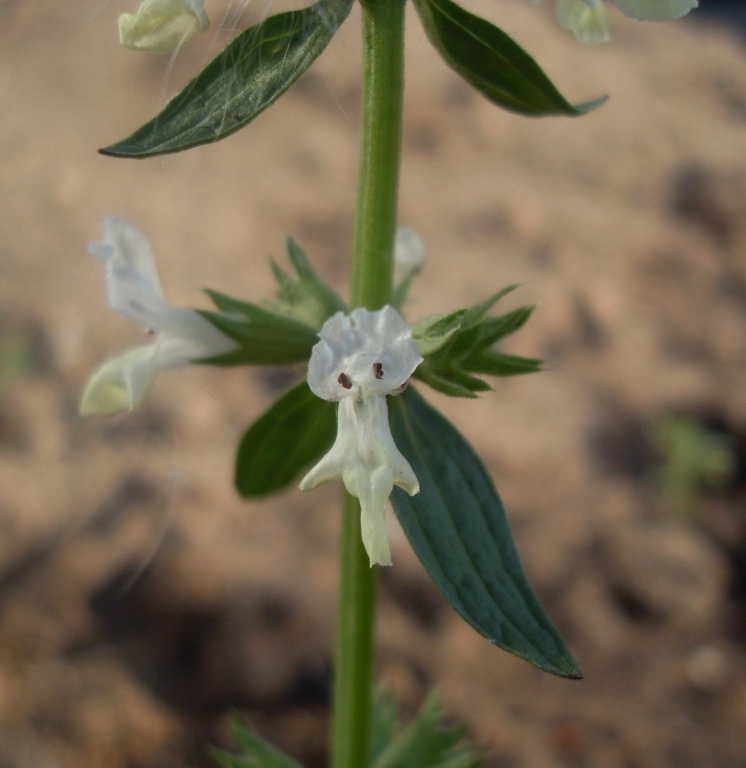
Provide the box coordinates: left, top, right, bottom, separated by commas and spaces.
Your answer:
332, 1, 406, 767
332, 491, 380, 768
349, 0, 406, 311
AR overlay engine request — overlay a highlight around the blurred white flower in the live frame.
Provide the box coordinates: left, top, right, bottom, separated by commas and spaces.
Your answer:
556, 0, 610, 44
118, 0, 209, 53
612, 0, 698, 22
393, 227, 426, 287
300, 307, 423, 566
539, 0, 697, 44
80, 216, 235, 416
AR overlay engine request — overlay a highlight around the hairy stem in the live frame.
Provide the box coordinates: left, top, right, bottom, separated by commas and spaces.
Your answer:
349, 0, 406, 311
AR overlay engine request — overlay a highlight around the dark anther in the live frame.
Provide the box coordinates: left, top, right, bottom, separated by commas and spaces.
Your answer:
337, 373, 353, 389
373, 362, 384, 379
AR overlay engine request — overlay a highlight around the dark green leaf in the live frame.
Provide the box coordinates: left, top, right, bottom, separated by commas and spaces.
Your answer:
412, 0, 606, 116
235, 381, 336, 497
390, 388, 582, 678
102, 0, 354, 157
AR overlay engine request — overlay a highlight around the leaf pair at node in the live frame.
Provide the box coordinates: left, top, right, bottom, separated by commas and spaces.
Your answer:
103, 0, 605, 159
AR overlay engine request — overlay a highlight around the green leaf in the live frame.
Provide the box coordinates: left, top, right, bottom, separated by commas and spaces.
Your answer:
210, 718, 302, 768
235, 381, 336, 498
198, 290, 319, 366
412, 0, 606, 117
373, 693, 483, 768
101, 0, 354, 158
390, 388, 582, 678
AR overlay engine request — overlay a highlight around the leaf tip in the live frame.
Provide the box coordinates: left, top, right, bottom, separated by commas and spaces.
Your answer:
547, 656, 584, 679
98, 142, 137, 158
574, 94, 609, 114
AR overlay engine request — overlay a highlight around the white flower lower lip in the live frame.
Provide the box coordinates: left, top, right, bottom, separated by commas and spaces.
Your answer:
300, 306, 423, 567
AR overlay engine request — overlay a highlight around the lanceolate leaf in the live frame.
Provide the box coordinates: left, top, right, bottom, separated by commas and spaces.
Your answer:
235, 381, 336, 497
102, 0, 354, 158
390, 388, 582, 678
412, 0, 605, 116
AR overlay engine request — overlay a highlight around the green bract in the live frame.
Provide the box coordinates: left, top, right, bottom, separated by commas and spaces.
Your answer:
199, 291, 319, 366
268, 238, 347, 329
413, 287, 541, 398
372, 693, 482, 768
198, 237, 346, 367
211, 718, 302, 768
211, 692, 483, 768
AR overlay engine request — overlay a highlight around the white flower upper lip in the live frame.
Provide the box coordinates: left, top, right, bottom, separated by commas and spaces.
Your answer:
307, 307, 423, 402
80, 216, 235, 416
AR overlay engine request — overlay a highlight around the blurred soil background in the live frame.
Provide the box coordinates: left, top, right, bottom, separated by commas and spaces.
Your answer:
1, 0, 746, 766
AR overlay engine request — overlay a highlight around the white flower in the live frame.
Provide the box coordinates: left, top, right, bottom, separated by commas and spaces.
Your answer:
393, 228, 426, 287
118, 0, 209, 53
299, 307, 423, 567
539, 0, 697, 44
80, 217, 236, 416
